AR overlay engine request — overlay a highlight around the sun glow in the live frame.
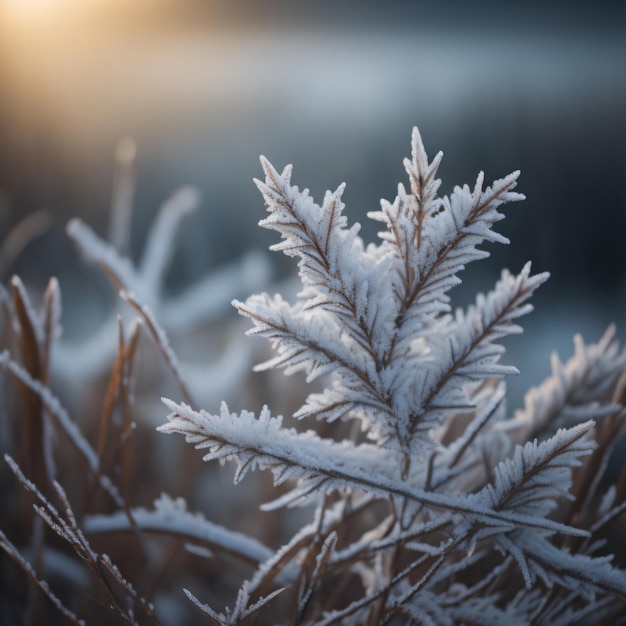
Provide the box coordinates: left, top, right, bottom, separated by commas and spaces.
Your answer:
1, 0, 75, 21
0, 0, 211, 159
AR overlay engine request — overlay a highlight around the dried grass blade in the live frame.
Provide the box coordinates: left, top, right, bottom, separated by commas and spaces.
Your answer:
11, 277, 46, 493
98, 554, 164, 625
121, 290, 195, 406
40, 277, 61, 383
120, 318, 141, 500
0, 351, 125, 508
0, 529, 85, 626
298, 531, 338, 621
96, 316, 126, 462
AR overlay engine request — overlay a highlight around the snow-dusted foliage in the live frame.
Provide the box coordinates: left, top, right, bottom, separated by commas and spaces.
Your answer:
60, 150, 271, 408
160, 128, 626, 623
2, 128, 626, 624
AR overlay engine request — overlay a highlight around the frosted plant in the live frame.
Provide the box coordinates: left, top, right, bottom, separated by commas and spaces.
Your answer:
160, 128, 626, 623
59, 138, 271, 407
2, 128, 626, 624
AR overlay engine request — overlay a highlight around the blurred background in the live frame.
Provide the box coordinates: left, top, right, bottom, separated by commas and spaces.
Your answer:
0, 0, 625, 409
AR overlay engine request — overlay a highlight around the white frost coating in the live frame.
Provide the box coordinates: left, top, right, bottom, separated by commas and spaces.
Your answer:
42, 276, 63, 345
84, 493, 289, 575
0, 529, 86, 625
184, 543, 214, 559
121, 291, 187, 392
298, 531, 338, 614
511, 532, 626, 596
155, 127, 626, 619
60, 195, 272, 404
0, 351, 126, 508
183, 588, 222, 621
509, 324, 626, 438
160, 399, 589, 537
139, 185, 200, 292
238, 139, 541, 457
11, 275, 45, 346
0, 352, 98, 471
67, 218, 143, 297
476, 421, 595, 519
385, 263, 548, 453
184, 581, 284, 625
160, 250, 271, 330
5, 454, 101, 568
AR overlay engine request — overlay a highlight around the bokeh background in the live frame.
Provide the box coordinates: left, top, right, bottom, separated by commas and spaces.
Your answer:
1, 0, 625, 409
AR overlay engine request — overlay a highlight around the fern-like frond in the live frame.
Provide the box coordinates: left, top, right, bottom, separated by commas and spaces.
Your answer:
390, 263, 549, 453
254, 157, 391, 359
160, 399, 590, 537
510, 325, 626, 439
511, 534, 626, 598
369, 128, 524, 358
184, 583, 284, 625
477, 420, 594, 520
155, 127, 626, 620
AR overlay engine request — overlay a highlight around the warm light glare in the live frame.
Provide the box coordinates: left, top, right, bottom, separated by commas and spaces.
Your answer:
3, 0, 69, 19
1, 0, 142, 26
1, 0, 182, 35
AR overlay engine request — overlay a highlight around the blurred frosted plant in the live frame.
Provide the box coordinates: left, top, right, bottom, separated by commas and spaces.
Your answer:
59, 138, 271, 409
160, 128, 626, 623
2, 128, 626, 624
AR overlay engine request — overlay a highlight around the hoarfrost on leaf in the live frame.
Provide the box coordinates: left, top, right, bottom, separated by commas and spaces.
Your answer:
151, 127, 626, 622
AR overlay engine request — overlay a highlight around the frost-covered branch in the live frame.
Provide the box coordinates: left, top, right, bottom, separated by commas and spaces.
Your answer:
84, 494, 288, 575
156, 127, 626, 622
160, 399, 589, 537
